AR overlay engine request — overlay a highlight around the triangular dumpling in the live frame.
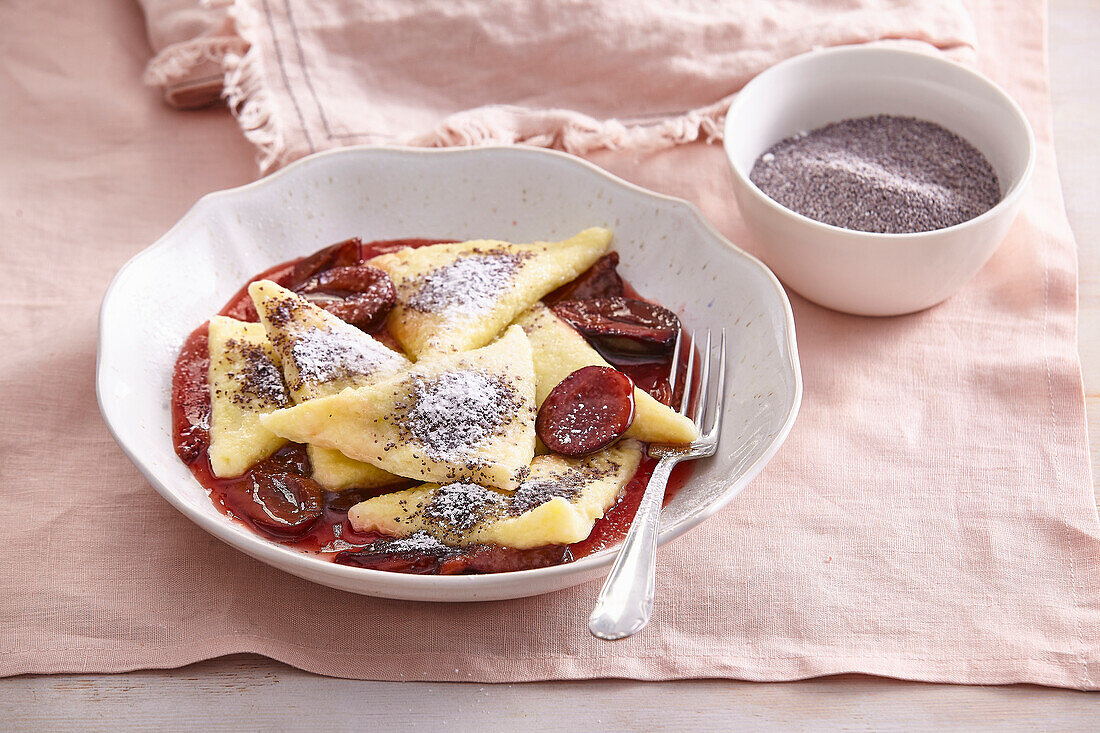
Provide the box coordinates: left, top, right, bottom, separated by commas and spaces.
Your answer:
302, 444, 396, 491
305, 448, 398, 493
260, 325, 537, 490
370, 227, 612, 358
513, 303, 699, 445
347, 440, 643, 548
248, 280, 409, 401
206, 316, 289, 477
248, 279, 410, 490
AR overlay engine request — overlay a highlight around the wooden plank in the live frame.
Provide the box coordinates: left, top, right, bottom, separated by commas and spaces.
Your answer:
5, 655, 1099, 732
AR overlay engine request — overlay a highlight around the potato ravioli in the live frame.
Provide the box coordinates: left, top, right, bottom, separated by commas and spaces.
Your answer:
191, 229, 698, 564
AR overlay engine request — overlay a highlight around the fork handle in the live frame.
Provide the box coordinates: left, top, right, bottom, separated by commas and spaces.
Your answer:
588, 455, 678, 640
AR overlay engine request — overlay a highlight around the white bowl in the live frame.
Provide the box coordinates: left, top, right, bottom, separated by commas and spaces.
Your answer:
723, 46, 1035, 316
97, 146, 802, 602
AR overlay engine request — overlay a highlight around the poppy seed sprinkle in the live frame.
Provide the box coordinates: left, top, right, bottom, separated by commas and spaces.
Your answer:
749, 115, 1001, 234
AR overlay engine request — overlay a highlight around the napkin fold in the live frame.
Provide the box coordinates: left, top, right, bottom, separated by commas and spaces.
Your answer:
139, 0, 244, 109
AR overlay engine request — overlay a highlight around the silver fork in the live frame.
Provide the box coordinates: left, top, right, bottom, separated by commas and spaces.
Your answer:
588, 328, 726, 641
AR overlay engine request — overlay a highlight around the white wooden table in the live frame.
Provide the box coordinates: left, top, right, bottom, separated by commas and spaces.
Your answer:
6, 2, 1098, 728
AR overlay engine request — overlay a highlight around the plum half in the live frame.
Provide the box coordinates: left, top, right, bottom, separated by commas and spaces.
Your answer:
551, 296, 680, 358
536, 366, 636, 457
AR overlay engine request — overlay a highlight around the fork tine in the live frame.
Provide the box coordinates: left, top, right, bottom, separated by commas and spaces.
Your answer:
692, 329, 711, 426
677, 330, 696, 416
666, 329, 683, 401
705, 329, 727, 441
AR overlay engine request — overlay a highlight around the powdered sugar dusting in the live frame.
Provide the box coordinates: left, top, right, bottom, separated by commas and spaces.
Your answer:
406, 250, 530, 321
321, 537, 368, 553
351, 531, 458, 557
326, 530, 458, 556
289, 325, 404, 390
400, 369, 522, 461
423, 482, 506, 535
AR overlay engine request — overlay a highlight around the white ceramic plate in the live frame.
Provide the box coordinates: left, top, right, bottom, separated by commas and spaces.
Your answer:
97, 146, 802, 602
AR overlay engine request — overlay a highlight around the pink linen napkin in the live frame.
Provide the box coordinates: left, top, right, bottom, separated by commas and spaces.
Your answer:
1, 0, 1097, 690
139, 0, 244, 109
178, 0, 978, 171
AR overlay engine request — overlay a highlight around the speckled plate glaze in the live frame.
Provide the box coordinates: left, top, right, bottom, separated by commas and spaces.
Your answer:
97, 146, 802, 602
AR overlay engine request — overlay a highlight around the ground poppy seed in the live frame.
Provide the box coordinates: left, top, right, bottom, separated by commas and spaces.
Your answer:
749, 115, 1001, 234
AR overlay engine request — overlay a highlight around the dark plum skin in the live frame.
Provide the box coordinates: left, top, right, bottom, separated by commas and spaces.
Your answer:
334, 545, 454, 575
545, 252, 624, 303
221, 471, 325, 539
294, 264, 397, 330
334, 540, 567, 575
551, 296, 680, 358
536, 366, 636, 457
288, 237, 362, 287
217, 446, 322, 540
